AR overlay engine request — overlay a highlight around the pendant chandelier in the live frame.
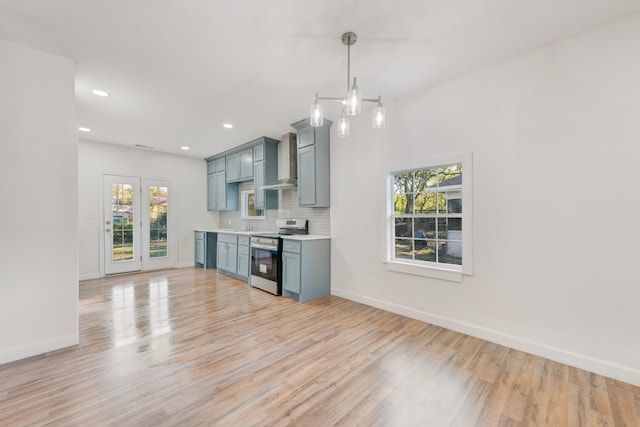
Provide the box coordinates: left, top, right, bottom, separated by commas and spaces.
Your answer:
310, 32, 386, 137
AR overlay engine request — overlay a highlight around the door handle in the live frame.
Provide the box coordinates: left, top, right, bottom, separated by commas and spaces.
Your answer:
106, 229, 111, 232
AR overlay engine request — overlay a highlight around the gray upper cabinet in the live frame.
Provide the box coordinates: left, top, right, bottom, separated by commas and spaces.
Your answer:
207, 158, 238, 211
253, 138, 279, 210
226, 148, 253, 182
205, 136, 278, 212
291, 119, 332, 208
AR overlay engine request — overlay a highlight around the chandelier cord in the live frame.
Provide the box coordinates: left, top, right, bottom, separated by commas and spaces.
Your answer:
347, 43, 351, 92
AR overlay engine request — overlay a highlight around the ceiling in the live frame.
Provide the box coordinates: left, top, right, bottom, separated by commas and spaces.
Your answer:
2, 1, 640, 159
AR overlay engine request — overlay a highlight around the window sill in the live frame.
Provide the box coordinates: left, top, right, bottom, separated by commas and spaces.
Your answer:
386, 260, 463, 283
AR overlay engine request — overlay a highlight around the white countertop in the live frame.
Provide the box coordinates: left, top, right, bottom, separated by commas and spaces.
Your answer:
195, 229, 330, 240
281, 235, 331, 241
195, 228, 252, 235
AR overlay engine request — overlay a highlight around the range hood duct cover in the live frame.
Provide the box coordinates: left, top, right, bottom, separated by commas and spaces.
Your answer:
261, 133, 297, 190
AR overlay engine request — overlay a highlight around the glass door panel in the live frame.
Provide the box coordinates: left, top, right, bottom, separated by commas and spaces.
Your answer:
142, 179, 175, 271
149, 186, 168, 258
104, 175, 141, 275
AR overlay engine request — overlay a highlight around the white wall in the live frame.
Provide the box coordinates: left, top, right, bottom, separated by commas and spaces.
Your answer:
331, 13, 640, 385
78, 141, 219, 279
0, 39, 78, 364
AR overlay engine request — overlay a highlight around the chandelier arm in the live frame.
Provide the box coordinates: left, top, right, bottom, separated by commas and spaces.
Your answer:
316, 96, 380, 103
316, 96, 345, 102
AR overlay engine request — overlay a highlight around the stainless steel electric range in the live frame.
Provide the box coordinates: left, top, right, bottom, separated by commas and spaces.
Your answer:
250, 219, 308, 295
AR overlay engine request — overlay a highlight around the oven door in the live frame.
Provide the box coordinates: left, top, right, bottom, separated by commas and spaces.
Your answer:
250, 245, 280, 295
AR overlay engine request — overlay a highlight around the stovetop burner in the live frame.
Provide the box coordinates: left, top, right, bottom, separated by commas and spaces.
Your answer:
250, 219, 308, 240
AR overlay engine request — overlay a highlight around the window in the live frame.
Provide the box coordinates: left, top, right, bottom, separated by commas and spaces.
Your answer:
240, 190, 264, 219
388, 154, 472, 280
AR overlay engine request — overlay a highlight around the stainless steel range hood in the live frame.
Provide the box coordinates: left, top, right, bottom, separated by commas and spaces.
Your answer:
261, 133, 297, 190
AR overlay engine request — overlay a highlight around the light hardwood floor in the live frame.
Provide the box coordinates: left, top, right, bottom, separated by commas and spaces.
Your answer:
1, 268, 639, 426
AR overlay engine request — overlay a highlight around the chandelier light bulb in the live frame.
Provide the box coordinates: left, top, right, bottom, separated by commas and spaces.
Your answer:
372, 97, 386, 129
310, 94, 323, 127
345, 77, 361, 116
337, 112, 350, 138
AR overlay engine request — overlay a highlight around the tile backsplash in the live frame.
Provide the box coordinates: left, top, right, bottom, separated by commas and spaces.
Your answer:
219, 182, 330, 235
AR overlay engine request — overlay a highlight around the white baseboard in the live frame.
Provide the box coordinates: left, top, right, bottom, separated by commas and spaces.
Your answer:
79, 272, 100, 281
0, 333, 79, 366
331, 287, 640, 387
176, 261, 196, 269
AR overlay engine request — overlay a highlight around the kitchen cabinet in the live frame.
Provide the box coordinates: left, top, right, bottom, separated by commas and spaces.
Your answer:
290, 119, 332, 208
253, 139, 279, 210
195, 231, 217, 268
217, 233, 238, 274
195, 231, 205, 265
226, 148, 253, 182
206, 136, 280, 212
207, 158, 239, 211
236, 235, 250, 279
281, 238, 331, 302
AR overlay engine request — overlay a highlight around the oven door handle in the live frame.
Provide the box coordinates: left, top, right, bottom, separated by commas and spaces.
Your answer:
251, 243, 278, 251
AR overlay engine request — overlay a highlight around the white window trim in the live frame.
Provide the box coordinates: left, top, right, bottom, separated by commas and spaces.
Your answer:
386, 152, 473, 281
240, 190, 265, 220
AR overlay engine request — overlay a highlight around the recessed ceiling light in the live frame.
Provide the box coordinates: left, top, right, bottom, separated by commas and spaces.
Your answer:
92, 89, 109, 97
78, 127, 91, 132
223, 123, 233, 129
181, 146, 190, 150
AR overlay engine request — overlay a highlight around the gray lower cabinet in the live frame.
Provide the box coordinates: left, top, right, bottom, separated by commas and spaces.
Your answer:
195, 231, 205, 265
217, 233, 237, 274
282, 238, 331, 302
195, 231, 218, 268
216, 233, 251, 282
291, 119, 332, 208
236, 236, 250, 279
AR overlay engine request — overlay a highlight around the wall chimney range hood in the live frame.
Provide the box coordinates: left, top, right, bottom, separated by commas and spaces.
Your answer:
261, 133, 297, 190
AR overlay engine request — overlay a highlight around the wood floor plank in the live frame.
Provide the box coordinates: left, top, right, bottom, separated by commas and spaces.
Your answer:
0, 267, 639, 426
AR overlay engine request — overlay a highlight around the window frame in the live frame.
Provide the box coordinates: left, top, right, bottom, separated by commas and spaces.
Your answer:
240, 190, 265, 220
386, 153, 473, 282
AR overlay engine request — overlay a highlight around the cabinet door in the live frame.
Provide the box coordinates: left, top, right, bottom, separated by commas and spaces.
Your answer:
226, 153, 240, 182
254, 160, 265, 209
227, 243, 238, 274
239, 148, 253, 179
253, 144, 264, 162
207, 173, 217, 211
237, 252, 249, 279
297, 145, 316, 206
297, 125, 315, 148
214, 157, 226, 172
195, 236, 205, 265
217, 242, 228, 270
214, 171, 226, 210
282, 251, 301, 294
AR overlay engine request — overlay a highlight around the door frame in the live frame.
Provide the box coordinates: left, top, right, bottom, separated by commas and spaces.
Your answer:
100, 173, 177, 277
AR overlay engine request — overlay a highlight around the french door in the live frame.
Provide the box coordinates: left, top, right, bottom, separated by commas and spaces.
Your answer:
104, 175, 141, 275
141, 178, 174, 271
103, 175, 175, 275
